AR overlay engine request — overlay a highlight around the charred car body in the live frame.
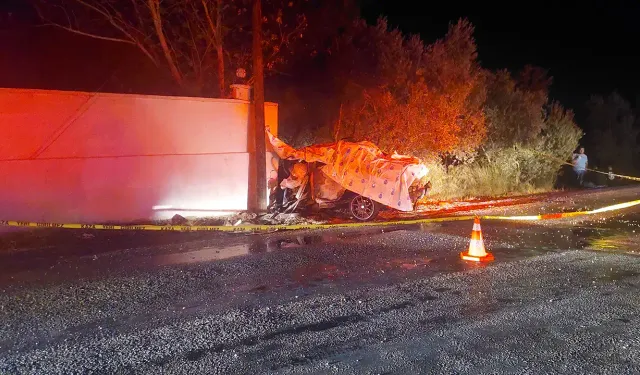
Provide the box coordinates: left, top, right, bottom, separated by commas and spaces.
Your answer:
267, 132, 432, 221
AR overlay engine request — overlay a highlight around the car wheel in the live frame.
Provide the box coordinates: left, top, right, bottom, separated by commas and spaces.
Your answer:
349, 195, 380, 221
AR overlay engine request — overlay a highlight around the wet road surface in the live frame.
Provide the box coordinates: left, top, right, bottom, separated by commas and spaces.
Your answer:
1, 187, 640, 374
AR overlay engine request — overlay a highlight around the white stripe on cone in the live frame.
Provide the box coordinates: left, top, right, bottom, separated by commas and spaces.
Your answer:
468, 239, 486, 256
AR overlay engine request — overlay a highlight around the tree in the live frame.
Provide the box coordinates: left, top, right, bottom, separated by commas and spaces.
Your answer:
585, 92, 640, 173
34, 0, 307, 97
484, 66, 550, 148
324, 18, 486, 158
479, 66, 581, 187
517, 65, 553, 94
535, 102, 583, 182
420, 18, 486, 156
252, 0, 267, 211
540, 102, 582, 159
260, 0, 360, 146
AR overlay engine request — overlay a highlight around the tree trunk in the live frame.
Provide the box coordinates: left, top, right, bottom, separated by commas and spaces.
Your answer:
217, 44, 225, 97
215, 0, 225, 97
333, 103, 343, 142
252, 0, 268, 211
148, 0, 183, 87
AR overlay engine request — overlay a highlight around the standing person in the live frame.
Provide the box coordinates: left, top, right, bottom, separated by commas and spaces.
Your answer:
572, 147, 588, 187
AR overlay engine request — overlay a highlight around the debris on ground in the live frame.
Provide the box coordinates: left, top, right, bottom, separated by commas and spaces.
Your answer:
151, 211, 329, 228
170, 214, 189, 225
151, 189, 592, 226
258, 213, 329, 226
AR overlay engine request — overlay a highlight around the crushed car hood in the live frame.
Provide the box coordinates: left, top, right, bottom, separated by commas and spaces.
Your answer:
267, 131, 428, 212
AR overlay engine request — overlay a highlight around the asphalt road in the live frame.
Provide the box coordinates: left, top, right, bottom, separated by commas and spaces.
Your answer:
1, 186, 640, 374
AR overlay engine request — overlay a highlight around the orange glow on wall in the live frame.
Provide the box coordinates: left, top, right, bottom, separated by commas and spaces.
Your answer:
0, 88, 278, 222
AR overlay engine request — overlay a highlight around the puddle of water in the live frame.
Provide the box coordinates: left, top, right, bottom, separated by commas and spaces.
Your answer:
156, 244, 250, 266
292, 263, 346, 286
162, 212, 640, 297
268, 227, 409, 249
584, 234, 640, 254
569, 229, 637, 253
572, 214, 640, 253
381, 257, 432, 270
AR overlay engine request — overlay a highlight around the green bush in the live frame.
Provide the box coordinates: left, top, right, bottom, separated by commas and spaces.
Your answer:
426, 103, 582, 200
426, 147, 549, 200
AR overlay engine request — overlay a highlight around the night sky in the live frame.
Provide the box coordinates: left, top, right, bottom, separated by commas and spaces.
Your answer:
1, 0, 639, 117
361, 0, 640, 114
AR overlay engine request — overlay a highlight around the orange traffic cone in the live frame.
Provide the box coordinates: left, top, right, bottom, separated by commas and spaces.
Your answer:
460, 217, 494, 262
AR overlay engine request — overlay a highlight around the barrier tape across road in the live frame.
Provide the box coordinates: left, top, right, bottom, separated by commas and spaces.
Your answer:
532, 149, 640, 182
1, 199, 640, 233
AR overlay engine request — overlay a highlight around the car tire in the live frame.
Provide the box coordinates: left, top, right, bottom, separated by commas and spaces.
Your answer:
349, 195, 380, 221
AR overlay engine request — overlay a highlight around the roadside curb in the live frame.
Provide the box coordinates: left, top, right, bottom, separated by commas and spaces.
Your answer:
2, 199, 639, 233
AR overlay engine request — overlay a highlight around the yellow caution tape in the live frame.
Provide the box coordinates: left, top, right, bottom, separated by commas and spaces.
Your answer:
568, 164, 640, 182
1, 199, 640, 232
0, 215, 476, 233
483, 199, 640, 221
532, 149, 640, 182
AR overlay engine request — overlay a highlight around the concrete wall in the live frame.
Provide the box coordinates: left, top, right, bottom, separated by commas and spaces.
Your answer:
0, 88, 278, 223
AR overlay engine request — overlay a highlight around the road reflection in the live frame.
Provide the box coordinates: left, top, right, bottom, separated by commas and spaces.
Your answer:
156, 244, 251, 265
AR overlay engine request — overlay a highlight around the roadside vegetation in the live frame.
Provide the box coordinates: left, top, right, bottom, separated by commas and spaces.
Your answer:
283, 18, 584, 199
12, 1, 640, 199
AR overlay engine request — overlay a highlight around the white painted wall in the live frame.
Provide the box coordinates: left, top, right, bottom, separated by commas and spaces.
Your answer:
0, 88, 278, 223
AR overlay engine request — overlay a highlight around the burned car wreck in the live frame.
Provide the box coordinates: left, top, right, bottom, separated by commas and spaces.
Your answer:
267, 131, 432, 221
